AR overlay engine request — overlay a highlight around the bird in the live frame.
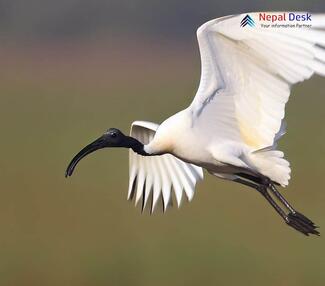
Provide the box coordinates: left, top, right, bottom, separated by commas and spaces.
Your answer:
66, 12, 325, 236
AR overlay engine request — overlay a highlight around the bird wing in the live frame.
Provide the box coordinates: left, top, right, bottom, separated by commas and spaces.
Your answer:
190, 13, 325, 150
128, 121, 204, 213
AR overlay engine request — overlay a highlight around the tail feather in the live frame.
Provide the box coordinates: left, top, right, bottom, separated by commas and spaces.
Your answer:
247, 149, 291, 187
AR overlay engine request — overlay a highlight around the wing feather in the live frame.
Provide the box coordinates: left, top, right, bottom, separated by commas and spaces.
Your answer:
191, 12, 325, 150
128, 121, 203, 213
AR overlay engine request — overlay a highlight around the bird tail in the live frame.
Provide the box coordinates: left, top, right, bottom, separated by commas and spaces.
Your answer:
247, 149, 291, 187
245, 119, 290, 186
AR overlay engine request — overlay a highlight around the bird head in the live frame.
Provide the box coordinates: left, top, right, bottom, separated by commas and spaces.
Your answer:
65, 128, 134, 177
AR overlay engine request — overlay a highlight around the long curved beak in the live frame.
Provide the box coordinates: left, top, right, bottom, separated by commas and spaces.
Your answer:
65, 135, 107, 178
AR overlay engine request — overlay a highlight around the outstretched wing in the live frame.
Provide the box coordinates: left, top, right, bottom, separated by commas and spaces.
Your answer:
191, 12, 325, 150
128, 121, 203, 213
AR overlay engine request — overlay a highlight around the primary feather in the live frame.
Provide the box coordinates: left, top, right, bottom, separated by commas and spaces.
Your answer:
128, 121, 203, 213
127, 12, 325, 211
192, 13, 325, 150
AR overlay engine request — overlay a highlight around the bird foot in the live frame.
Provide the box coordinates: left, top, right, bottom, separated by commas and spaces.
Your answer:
286, 212, 320, 236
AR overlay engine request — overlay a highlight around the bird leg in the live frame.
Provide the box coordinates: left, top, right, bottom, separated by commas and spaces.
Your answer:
267, 181, 319, 236
268, 183, 295, 213
233, 177, 319, 236
234, 178, 287, 220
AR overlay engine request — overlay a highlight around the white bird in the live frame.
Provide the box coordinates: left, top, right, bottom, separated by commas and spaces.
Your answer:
66, 12, 325, 236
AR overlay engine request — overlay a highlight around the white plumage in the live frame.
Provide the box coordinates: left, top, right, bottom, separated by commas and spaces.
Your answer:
127, 13, 325, 212
67, 12, 325, 235
128, 121, 203, 212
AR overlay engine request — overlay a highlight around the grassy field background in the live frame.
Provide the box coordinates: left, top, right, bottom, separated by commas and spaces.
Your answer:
1, 36, 325, 286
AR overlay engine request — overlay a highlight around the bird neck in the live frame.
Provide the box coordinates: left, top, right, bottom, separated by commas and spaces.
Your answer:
126, 136, 151, 156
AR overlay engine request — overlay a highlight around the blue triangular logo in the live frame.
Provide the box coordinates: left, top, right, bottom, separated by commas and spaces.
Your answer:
240, 14, 255, 27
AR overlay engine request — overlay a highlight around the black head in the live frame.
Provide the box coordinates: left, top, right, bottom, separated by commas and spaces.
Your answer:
103, 128, 128, 147
65, 128, 133, 177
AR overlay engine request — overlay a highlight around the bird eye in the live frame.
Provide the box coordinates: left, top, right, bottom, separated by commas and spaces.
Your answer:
110, 132, 117, 138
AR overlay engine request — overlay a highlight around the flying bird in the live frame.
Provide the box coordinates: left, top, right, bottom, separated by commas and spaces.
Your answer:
66, 12, 325, 236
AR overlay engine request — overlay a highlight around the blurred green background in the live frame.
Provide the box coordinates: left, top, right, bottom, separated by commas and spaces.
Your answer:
0, 1, 325, 285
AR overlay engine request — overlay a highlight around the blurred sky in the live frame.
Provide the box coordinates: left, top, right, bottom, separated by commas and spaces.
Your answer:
1, 0, 325, 41
1, 2, 325, 286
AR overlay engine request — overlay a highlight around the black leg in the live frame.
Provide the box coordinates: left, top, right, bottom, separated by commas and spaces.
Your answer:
268, 183, 319, 233
233, 178, 320, 236
258, 185, 289, 221
234, 178, 287, 221
269, 184, 295, 213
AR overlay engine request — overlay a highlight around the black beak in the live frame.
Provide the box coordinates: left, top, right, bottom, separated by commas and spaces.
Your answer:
65, 134, 108, 178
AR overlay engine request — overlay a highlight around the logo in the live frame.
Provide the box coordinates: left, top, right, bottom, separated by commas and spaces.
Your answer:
258, 12, 312, 29
240, 14, 255, 27
259, 12, 311, 22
